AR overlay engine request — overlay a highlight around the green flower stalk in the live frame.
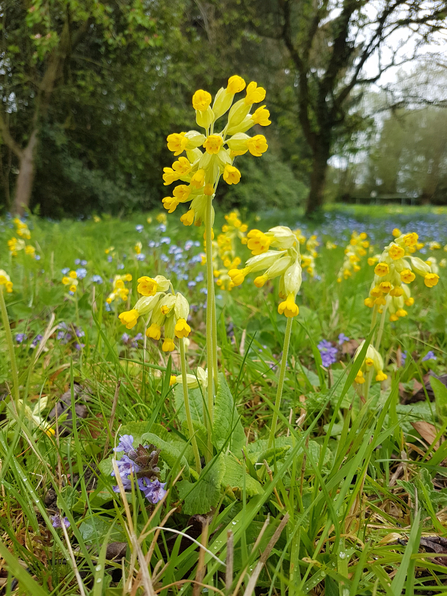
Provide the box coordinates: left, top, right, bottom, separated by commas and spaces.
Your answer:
161, 75, 271, 454
0, 271, 19, 406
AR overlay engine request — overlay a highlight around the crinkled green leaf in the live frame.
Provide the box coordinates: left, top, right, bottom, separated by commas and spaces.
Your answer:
212, 373, 245, 452
177, 456, 225, 515
221, 455, 263, 496
79, 516, 125, 544
245, 436, 295, 465
141, 432, 190, 475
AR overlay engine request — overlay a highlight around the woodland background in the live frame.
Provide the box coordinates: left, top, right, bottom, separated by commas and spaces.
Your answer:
1, 0, 447, 219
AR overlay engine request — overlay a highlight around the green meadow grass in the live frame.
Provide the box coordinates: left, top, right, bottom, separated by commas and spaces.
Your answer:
0, 206, 447, 595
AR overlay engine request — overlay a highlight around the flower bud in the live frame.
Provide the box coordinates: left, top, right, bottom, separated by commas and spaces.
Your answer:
283, 261, 302, 296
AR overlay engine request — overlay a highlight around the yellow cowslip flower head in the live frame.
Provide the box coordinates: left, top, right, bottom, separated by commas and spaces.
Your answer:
0, 270, 13, 293
106, 274, 132, 304
354, 341, 387, 385
365, 230, 440, 317
15, 219, 31, 239
229, 226, 302, 318
429, 241, 441, 250
209, 211, 247, 290
137, 275, 170, 297
105, 246, 114, 255
156, 212, 167, 224
121, 277, 191, 350
172, 367, 208, 389
134, 241, 142, 254
337, 231, 369, 282
326, 241, 337, 250
425, 257, 439, 275
392, 228, 402, 237
62, 274, 78, 293
294, 229, 306, 244
162, 77, 269, 226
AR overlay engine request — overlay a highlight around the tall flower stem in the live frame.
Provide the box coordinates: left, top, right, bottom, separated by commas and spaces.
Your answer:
0, 288, 19, 406
267, 317, 293, 450
179, 338, 201, 474
205, 196, 215, 460
364, 304, 387, 401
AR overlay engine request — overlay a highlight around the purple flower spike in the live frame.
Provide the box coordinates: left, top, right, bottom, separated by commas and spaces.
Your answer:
114, 435, 135, 454
137, 478, 167, 504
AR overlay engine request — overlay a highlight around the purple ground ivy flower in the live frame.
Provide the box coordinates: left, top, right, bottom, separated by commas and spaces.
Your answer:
16, 333, 26, 344
317, 340, 338, 367
401, 350, 407, 366
422, 350, 437, 362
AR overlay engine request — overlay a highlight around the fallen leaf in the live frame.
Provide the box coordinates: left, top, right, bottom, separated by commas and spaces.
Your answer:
411, 421, 444, 451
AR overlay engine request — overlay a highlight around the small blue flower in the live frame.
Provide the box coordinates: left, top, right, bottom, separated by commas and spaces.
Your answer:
136, 254, 146, 261
317, 340, 338, 367
157, 224, 167, 233
75, 343, 85, 350
422, 350, 437, 362
401, 350, 407, 366
117, 263, 125, 270
160, 237, 171, 245
338, 333, 350, 345
121, 333, 130, 343
184, 241, 193, 250
51, 515, 70, 529
61, 267, 70, 275
91, 275, 103, 284
31, 335, 43, 348
136, 225, 144, 232
35, 255, 41, 261
76, 268, 87, 280
188, 281, 197, 288
107, 255, 113, 263
74, 259, 81, 265
16, 333, 26, 344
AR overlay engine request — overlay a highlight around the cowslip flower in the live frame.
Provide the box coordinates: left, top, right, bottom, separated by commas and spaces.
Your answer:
337, 231, 369, 282
0, 270, 13, 293
228, 226, 302, 318
354, 341, 387, 384
364, 231, 439, 320
162, 75, 269, 227
106, 274, 132, 304
62, 270, 78, 294
119, 275, 191, 351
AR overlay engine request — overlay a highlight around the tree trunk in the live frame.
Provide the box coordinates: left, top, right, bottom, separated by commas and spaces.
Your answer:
11, 131, 38, 216
305, 143, 330, 217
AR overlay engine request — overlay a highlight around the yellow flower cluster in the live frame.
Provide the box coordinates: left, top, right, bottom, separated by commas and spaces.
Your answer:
106, 274, 133, 304
364, 232, 440, 321
62, 270, 79, 294
0, 270, 13, 293
212, 211, 248, 290
228, 226, 302, 317
354, 341, 387, 384
170, 366, 208, 389
8, 218, 36, 258
119, 275, 191, 352
337, 231, 369, 282
162, 76, 270, 226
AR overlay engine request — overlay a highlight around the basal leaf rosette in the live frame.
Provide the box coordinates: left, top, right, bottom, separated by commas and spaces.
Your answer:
162, 76, 270, 226
118, 275, 191, 352
228, 226, 302, 318
364, 231, 440, 321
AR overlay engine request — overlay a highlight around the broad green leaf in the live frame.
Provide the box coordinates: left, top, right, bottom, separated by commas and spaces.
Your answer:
79, 516, 125, 544
213, 373, 245, 452
245, 436, 295, 465
177, 455, 225, 515
141, 432, 190, 474
430, 376, 447, 419
220, 455, 263, 496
